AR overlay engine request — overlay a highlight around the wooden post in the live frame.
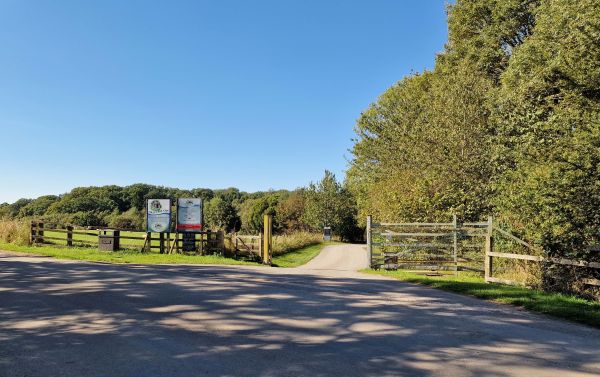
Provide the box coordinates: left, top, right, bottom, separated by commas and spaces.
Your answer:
159, 232, 165, 254
262, 215, 272, 265
367, 215, 373, 268
218, 231, 225, 255
485, 216, 493, 283
207, 230, 212, 255
38, 222, 44, 243
199, 232, 205, 255
139, 233, 148, 253
30, 221, 36, 244
173, 231, 178, 254
166, 232, 170, 255
114, 230, 120, 250
453, 214, 458, 276
66, 225, 73, 247
235, 234, 239, 259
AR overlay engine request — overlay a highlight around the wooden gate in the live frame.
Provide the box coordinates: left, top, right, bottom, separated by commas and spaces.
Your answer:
233, 234, 262, 261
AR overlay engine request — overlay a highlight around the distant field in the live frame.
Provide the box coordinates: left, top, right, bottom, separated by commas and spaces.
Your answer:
43, 230, 183, 249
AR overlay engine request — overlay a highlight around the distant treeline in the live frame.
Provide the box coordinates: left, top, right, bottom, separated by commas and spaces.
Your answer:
348, 0, 600, 286
0, 171, 361, 241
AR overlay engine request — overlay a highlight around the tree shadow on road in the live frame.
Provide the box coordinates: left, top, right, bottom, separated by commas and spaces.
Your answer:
1, 257, 599, 376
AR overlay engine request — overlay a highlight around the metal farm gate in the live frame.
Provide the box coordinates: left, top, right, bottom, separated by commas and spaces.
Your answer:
366, 215, 490, 274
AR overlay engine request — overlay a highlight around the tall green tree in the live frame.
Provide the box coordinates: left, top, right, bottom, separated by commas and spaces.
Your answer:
493, 0, 600, 258
204, 196, 240, 232
303, 171, 358, 240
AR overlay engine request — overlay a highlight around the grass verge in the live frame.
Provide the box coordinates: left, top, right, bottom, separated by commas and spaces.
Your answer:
0, 242, 255, 265
272, 242, 334, 268
363, 269, 600, 328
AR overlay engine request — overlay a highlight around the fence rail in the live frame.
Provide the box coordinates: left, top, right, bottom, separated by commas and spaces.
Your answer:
367, 215, 486, 274
367, 215, 600, 287
30, 221, 225, 255
233, 234, 262, 261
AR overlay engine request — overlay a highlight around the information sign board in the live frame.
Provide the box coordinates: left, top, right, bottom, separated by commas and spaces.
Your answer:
147, 199, 171, 233
176, 198, 203, 232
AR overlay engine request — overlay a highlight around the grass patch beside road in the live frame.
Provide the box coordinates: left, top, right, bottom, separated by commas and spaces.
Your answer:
0, 243, 255, 265
272, 242, 333, 268
364, 269, 600, 328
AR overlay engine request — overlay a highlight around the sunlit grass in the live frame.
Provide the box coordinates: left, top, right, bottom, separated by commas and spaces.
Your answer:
363, 269, 600, 328
272, 241, 337, 267
0, 242, 256, 265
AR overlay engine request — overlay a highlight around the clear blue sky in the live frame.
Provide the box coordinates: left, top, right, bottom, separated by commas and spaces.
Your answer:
0, 0, 448, 203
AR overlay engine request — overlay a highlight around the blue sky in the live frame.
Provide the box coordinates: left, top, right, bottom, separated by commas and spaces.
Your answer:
0, 0, 448, 203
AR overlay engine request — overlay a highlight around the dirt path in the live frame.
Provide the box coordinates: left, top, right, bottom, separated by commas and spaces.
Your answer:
1, 248, 600, 376
296, 243, 369, 272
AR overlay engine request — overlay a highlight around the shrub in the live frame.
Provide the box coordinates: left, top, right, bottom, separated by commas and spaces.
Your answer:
272, 232, 322, 255
0, 219, 30, 245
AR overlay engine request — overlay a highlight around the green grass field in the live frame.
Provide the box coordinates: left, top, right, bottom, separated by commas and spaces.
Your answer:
43, 230, 159, 249
0, 242, 256, 265
0, 240, 331, 267
272, 242, 333, 267
364, 269, 600, 328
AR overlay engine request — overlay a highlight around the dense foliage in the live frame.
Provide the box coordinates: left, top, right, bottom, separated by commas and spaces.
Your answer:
0, 173, 359, 240
348, 0, 600, 293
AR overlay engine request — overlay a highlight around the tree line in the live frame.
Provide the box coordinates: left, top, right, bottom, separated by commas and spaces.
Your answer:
0, 171, 361, 241
348, 0, 599, 292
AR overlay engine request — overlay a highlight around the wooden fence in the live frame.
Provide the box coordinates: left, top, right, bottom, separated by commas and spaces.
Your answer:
484, 218, 600, 287
30, 221, 225, 255
367, 216, 600, 287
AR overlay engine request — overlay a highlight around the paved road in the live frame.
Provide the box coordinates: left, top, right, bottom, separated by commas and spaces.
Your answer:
1, 245, 600, 377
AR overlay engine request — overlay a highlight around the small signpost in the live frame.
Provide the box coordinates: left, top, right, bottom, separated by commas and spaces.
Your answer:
323, 226, 332, 241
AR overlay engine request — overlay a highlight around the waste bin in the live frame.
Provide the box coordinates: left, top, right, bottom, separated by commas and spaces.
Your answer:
99, 229, 120, 251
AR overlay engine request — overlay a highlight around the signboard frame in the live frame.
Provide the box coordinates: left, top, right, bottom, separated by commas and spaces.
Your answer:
146, 199, 172, 233
176, 198, 203, 233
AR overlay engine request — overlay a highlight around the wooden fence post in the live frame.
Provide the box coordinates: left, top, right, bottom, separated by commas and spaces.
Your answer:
66, 225, 73, 247
367, 215, 373, 268
159, 233, 165, 254
453, 214, 458, 276
218, 231, 225, 255
30, 221, 36, 244
485, 216, 493, 283
38, 222, 44, 243
166, 232, 170, 255
234, 234, 239, 259
263, 215, 272, 265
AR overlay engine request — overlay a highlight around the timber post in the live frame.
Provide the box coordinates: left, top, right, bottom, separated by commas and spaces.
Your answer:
30, 221, 37, 244
453, 214, 458, 276
66, 225, 73, 247
485, 215, 493, 282
262, 215, 273, 265
367, 215, 373, 268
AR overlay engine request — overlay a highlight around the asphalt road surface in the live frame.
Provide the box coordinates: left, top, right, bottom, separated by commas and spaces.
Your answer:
1, 245, 600, 377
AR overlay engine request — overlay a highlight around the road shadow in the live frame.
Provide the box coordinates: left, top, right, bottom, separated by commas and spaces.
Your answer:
1, 257, 599, 376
